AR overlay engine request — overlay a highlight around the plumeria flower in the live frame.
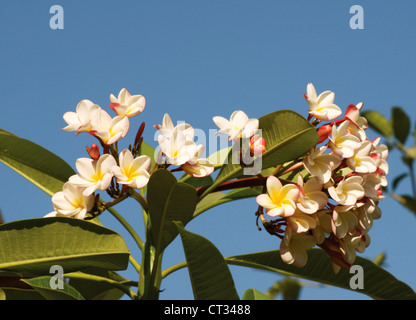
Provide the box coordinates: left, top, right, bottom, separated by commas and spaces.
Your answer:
355, 198, 381, 232
303, 83, 342, 121
90, 109, 130, 145
256, 176, 299, 217
249, 135, 267, 156
303, 146, 342, 184
62, 100, 101, 135
286, 210, 317, 233
111, 149, 151, 189
109, 88, 146, 117
154, 113, 194, 142
297, 175, 328, 214
339, 232, 370, 265
371, 137, 389, 177
344, 103, 368, 141
331, 205, 360, 239
181, 144, 214, 178
213, 110, 259, 141
280, 228, 316, 268
158, 125, 198, 166
346, 140, 378, 173
69, 154, 117, 196
312, 209, 333, 245
327, 176, 365, 206
44, 182, 94, 220
328, 121, 361, 158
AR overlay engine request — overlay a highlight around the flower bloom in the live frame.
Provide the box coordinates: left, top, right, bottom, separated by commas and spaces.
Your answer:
280, 228, 316, 268
158, 125, 198, 166
256, 176, 299, 217
213, 110, 259, 141
297, 175, 328, 214
250, 135, 267, 156
327, 176, 365, 206
344, 103, 368, 141
286, 210, 317, 233
303, 146, 342, 184
328, 121, 361, 158
346, 140, 377, 173
62, 100, 101, 134
181, 144, 214, 178
45, 182, 94, 220
154, 113, 194, 142
111, 149, 151, 189
90, 109, 130, 145
331, 205, 360, 239
69, 154, 117, 196
109, 88, 146, 117
303, 83, 342, 121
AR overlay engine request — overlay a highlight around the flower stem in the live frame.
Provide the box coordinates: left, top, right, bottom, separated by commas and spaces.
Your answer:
128, 188, 149, 213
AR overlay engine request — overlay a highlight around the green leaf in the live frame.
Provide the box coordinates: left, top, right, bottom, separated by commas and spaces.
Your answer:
194, 187, 262, 218
392, 173, 408, 191
391, 106, 411, 145
0, 217, 130, 276
22, 276, 86, 300
242, 288, 271, 300
139, 141, 157, 169
362, 110, 393, 138
182, 175, 214, 189
0, 129, 75, 196
68, 268, 130, 300
202, 110, 318, 198
147, 169, 198, 253
226, 249, 416, 300
174, 221, 240, 300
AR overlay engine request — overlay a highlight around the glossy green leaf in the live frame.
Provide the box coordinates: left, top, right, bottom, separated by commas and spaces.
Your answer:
0, 129, 75, 196
201, 110, 318, 198
22, 276, 85, 300
226, 249, 416, 300
242, 288, 271, 300
68, 268, 131, 300
174, 221, 240, 300
391, 106, 410, 144
362, 110, 393, 138
147, 169, 198, 253
0, 217, 130, 276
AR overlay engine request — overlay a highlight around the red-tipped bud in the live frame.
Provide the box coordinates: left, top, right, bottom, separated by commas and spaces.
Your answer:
86, 144, 100, 160
135, 122, 145, 146
316, 124, 332, 144
250, 135, 266, 156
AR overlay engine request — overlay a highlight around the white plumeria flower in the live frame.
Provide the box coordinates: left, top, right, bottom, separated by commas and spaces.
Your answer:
327, 176, 365, 206
181, 144, 214, 178
303, 83, 342, 121
45, 182, 94, 220
328, 121, 361, 158
297, 175, 328, 214
371, 137, 389, 177
312, 210, 333, 245
213, 110, 259, 141
280, 228, 316, 268
154, 113, 194, 142
303, 146, 342, 184
286, 210, 317, 233
90, 109, 130, 145
69, 154, 117, 196
158, 125, 198, 166
355, 198, 381, 232
339, 232, 370, 265
109, 88, 146, 117
331, 205, 360, 239
111, 149, 151, 189
256, 176, 299, 217
346, 140, 377, 173
359, 173, 384, 199
62, 100, 101, 134
345, 103, 368, 141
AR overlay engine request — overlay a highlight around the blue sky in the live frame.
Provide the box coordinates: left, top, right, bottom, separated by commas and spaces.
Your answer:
1, 1, 415, 300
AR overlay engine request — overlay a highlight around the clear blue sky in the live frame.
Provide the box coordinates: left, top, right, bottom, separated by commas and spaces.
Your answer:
1, 1, 415, 300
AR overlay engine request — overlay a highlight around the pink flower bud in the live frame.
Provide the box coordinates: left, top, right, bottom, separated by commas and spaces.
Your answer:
250, 135, 266, 156
86, 144, 100, 160
316, 124, 332, 144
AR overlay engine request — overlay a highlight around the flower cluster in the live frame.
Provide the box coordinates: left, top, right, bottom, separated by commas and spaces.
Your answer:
256, 83, 388, 271
47, 89, 214, 220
